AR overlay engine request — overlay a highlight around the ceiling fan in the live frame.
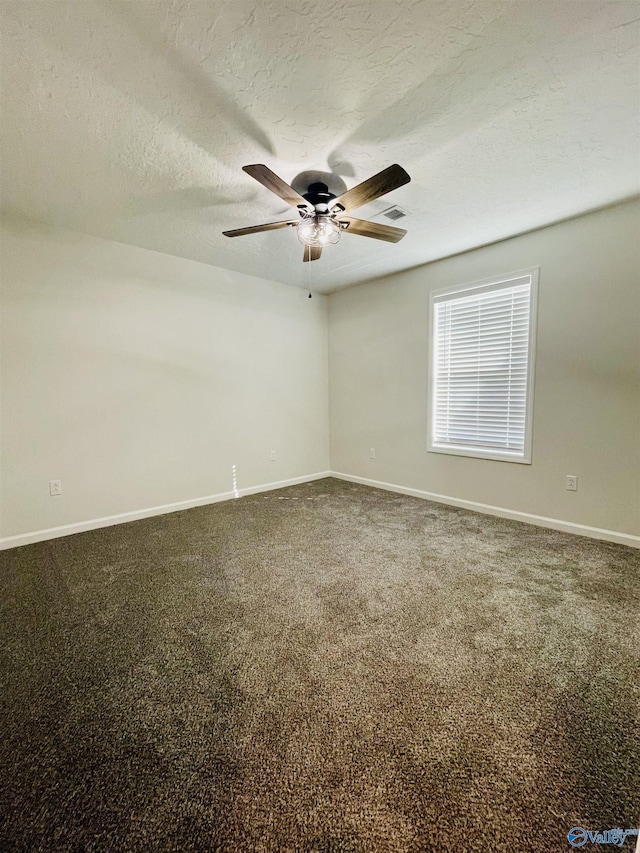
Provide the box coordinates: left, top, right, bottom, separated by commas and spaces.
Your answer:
223, 163, 411, 262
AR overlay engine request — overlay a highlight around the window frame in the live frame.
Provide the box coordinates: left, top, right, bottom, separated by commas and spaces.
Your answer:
427, 267, 539, 464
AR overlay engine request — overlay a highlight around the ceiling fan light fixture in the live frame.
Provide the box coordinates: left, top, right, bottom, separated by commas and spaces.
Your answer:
224, 163, 410, 262
296, 214, 341, 247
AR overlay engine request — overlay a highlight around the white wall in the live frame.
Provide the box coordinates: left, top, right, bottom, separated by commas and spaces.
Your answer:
0, 219, 329, 541
328, 200, 640, 539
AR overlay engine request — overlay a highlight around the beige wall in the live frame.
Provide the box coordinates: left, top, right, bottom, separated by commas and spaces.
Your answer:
2, 201, 638, 545
0, 219, 329, 540
328, 200, 640, 538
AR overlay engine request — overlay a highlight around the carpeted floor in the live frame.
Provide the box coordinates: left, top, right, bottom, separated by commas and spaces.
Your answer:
0, 477, 638, 852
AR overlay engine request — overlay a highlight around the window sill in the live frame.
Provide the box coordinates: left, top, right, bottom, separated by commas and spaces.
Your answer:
428, 443, 532, 464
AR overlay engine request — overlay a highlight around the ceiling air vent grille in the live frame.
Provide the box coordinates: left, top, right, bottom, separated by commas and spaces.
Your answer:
380, 205, 409, 221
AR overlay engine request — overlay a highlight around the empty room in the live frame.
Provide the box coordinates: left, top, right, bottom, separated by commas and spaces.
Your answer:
1, 1, 638, 851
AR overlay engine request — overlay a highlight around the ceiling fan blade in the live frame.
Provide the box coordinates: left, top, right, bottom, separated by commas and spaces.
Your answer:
303, 245, 322, 262
222, 220, 297, 237
338, 216, 407, 243
330, 164, 410, 213
243, 164, 311, 210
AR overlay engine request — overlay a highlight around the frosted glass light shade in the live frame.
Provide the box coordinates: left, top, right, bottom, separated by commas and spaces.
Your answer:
297, 214, 341, 247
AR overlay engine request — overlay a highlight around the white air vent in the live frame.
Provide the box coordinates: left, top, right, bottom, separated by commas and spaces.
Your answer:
380, 205, 409, 221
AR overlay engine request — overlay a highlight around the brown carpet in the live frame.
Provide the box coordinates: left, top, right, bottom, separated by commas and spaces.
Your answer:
0, 477, 638, 852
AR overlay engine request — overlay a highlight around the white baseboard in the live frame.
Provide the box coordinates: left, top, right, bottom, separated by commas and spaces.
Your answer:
4, 470, 637, 551
0, 472, 331, 551
330, 471, 640, 549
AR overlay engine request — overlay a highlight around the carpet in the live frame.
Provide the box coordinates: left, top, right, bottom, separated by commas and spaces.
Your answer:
1, 478, 638, 852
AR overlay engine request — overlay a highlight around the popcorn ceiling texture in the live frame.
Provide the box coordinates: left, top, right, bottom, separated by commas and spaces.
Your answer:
1, 0, 639, 291
0, 479, 638, 851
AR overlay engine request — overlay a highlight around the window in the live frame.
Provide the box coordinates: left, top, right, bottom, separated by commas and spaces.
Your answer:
428, 269, 538, 463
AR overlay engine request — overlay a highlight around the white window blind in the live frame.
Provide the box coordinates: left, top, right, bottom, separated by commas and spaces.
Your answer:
429, 271, 537, 463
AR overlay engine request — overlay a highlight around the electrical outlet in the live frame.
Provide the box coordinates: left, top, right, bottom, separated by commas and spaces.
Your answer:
49, 479, 62, 496
369, 448, 376, 459
270, 450, 276, 462
565, 475, 578, 492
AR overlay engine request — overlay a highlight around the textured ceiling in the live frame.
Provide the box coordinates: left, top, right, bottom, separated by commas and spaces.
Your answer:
2, 0, 639, 293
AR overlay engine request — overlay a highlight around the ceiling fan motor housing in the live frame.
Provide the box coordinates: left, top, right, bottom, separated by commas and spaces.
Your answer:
302, 182, 336, 208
